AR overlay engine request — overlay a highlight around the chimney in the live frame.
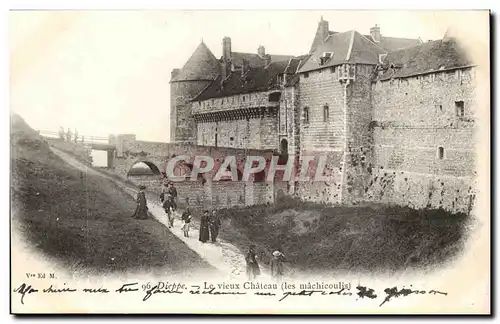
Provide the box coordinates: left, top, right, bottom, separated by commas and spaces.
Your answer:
319, 16, 329, 41
221, 62, 227, 86
309, 16, 330, 54
222, 36, 232, 61
258, 45, 266, 57
370, 24, 381, 43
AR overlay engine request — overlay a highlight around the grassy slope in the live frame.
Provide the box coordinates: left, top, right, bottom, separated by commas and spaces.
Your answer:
215, 193, 473, 276
10, 114, 215, 277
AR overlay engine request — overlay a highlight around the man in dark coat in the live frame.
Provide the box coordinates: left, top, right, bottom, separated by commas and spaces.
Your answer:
162, 193, 174, 228
209, 210, 221, 243
199, 210, 210, 243
168, 182, 178, 211
132, 185, 148, 219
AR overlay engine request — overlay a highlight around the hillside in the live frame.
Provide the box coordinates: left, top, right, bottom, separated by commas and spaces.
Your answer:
215, 192, 473, 277
10, 113, 215, 276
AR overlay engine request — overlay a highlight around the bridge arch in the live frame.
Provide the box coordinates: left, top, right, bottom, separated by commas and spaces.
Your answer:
127, 160, 161, 176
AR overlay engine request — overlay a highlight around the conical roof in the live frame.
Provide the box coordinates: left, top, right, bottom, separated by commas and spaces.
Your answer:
171, 42, 221, 82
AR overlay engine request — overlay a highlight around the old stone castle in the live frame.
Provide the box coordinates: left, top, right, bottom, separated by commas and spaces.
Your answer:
169, 17, 477, 213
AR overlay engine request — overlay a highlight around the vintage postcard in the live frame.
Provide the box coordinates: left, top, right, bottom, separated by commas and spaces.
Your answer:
9, 9, 490, 314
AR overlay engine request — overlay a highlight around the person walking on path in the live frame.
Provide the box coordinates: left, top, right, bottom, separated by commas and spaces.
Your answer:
168, 182, 178, 212
163, 192, 175, 228
245, 245, 261, 281
132, 185, 148, 219
160, 183, 168, 204
181, 208, 192, 238
209, 210, 221, 243
199, 210, 210, 243
270, 250, 285, 284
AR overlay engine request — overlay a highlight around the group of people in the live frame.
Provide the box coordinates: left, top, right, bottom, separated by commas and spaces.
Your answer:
159, 182, 221, 243
58, 127, 81, 143
132, 183, 286, 283
198, 210, 222, 243
245, 245, 286, 283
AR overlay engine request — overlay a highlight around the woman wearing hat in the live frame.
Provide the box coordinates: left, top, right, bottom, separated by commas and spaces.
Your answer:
132, 185, 148, 220
270, 250, 285, 283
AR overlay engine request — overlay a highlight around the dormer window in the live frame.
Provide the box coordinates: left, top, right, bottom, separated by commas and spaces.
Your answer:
378, 54, 387, 64
319, 52, 333, 66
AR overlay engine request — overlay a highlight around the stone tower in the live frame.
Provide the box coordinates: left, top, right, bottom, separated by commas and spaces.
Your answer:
170, 41, 221, 143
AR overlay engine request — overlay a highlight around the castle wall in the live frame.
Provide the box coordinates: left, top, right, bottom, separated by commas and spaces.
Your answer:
298, 66, 345, 152
282, 82, 301, 156
293, 151, 344, 205
343, 64, 376, 203
192, 91, 278, 114
126, 176, 273, 211
171, 80, 213, 144
196, 116, 278, 150
368, 67, 477, 213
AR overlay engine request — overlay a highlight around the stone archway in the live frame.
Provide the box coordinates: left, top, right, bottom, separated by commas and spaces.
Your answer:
127, 161, 161, 176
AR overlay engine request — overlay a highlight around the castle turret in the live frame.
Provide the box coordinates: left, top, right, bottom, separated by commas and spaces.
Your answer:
170, 41, 220, 143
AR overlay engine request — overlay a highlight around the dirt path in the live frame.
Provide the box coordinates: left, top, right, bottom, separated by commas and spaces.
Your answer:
50, 147, 271, 282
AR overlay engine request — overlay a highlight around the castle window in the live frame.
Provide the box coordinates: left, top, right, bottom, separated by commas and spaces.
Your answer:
222, 98, 224, 104
303, 107, 309, 124
323, 104, 329, 122
243, 96, 246, 102
438, 147, 445, 160
269, 92, 281, 102
455, 101, 464, 117
330, 66, 336, 73
230, 137, 234, 141
304, 72, 309, 79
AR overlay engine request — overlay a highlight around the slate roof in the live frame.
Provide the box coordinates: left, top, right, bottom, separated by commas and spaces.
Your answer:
193, 58, 302, 101
230, 52, 296, 68
171, 42, 221, 82
364, 34, 422, 52
376, 38, 473, 81
299, 31, 386, 73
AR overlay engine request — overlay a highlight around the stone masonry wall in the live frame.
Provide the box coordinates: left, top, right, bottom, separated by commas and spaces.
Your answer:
171, 80, 213, 144
298, 66, 345, 152
192, 90, 278, 114
367, 66, 477, 213
196, 116, 278, 150
343, 64, 376, 203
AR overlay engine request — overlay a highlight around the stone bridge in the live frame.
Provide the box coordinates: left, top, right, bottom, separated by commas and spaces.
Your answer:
107, 134, 290, 210
110, 134, 283, 181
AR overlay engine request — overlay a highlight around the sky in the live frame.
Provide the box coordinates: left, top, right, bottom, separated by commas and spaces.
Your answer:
9, 10, 486, 143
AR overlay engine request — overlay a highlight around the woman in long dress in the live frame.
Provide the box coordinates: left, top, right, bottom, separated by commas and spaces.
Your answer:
199, 211, 210, 243
245, 245, 261, 281
132, 185, 148, 220
270, 250, 285, 283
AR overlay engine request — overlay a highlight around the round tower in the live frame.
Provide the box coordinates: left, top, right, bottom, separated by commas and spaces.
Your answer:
170, 41, 221, 144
